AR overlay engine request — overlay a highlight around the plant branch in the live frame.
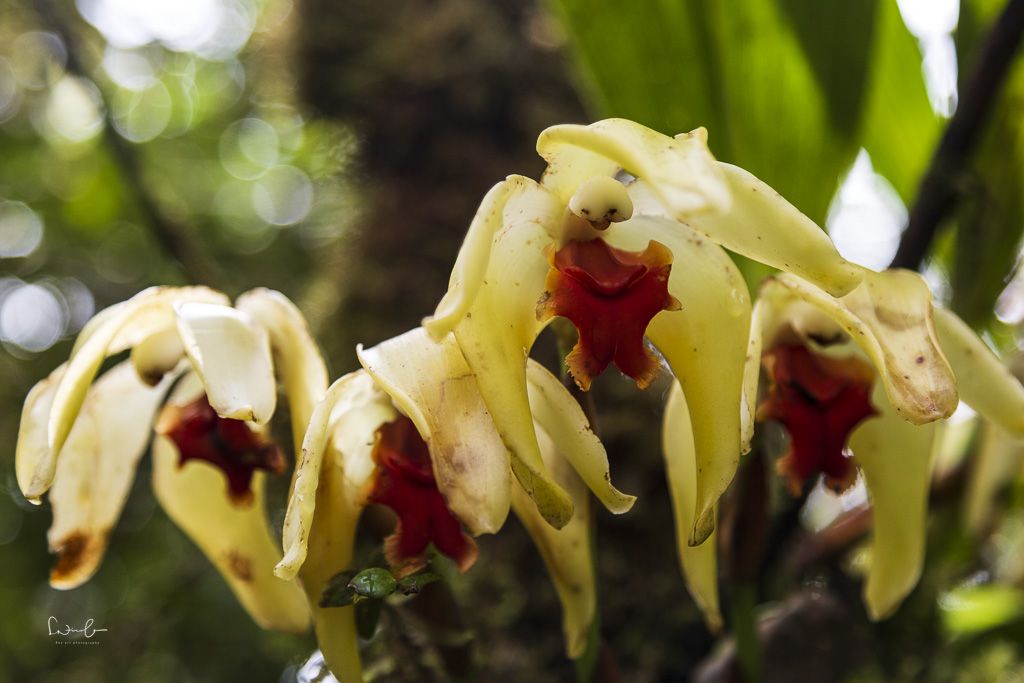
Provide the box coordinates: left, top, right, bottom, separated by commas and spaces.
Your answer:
31, 0, 222, 287
890, 0, 1024, 270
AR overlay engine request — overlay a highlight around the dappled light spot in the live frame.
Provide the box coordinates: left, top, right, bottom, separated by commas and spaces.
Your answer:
0, 281, 68, 353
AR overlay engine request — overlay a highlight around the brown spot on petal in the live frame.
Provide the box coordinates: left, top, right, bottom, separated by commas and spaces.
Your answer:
226, 551, 253, 582
50, 531, 104, 586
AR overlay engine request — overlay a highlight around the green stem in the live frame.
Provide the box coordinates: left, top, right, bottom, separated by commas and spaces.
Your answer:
732, 582, 761, 682
574, 508, 601, 683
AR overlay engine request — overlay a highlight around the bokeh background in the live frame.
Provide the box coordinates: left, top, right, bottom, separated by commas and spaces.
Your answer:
1, 0, 1024, 681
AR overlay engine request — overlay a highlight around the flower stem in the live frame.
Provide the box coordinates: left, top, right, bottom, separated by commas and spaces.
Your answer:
731, 582, 761, 682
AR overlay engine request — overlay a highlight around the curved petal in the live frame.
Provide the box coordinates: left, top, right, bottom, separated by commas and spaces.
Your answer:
47, 362, 170, 588
742, 300, 768, 455
276, 370, 395, 682
965, 423, 1024, 535
357, 328, 512, 535
933, 306, 1024, 434
70, 285, 226, 357
537, 119, 729, 213
850, 383, 938, 620
301, 452, 364, 682
760, 270, 957, 425
174, 302, 277, 424
524, 360, 635, 514
152, 430, 308, 631
236, 289, 330, 452
662, 382, 722, 631
276, 371, 394, 579
677, 164, 861, 296
424, 177, 539, 339
510, 425, 595, 659
444, 182, 574, 529
130, 327, 185, 386
536, 119, 859, 296
16, 364, 65, 503
41, 286, 228, 497
606, 215, 751, 544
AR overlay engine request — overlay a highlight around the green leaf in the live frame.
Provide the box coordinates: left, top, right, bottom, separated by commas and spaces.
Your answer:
949, 0, 1024, 328
355, 598, 383, 640
547, 0, 880, 226
940, 584, 1024, 636
860, 0, 942, 203
349, 567, 398, 599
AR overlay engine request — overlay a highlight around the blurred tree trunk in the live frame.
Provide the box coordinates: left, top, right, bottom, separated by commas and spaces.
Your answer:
295, 0, 585, 366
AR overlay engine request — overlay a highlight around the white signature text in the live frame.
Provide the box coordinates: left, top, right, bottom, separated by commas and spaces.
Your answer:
48, 616, 108, 639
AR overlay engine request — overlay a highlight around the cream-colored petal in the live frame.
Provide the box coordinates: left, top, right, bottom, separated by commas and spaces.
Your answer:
446, 183, 574, 529
761, 270, 957, 425
606, 215, 751, 544
236, 288, 330, 452
83, 286, 230, 357
424, 176, 545, 339
277, 370, 395, 682
741, 300, 768, 455
47, 362, 170, 588
511, 425, 595, 659
174, 301, 277, 424
40, 287, 228, 498
850, 383, 939, 620
662, 382, 722, 631
152, 433, 309, 632
965, 423, 1024, 535
69, 286, 225, 356
357, 328, 511, 535
524, 360, 635, 514
677, 164, 861, 296
301, 451, 364, 682
16, 364, 65, 503
933, 306, 1024, 434
276, 371, 394, 580
130, 327, 185, 386
537, 119, 729, 213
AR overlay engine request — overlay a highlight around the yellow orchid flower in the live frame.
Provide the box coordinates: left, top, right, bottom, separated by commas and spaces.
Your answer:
422, 118, 862, 542
15, 286, 324, 633
276, 327, 616, 680
685, 267, 1024, 622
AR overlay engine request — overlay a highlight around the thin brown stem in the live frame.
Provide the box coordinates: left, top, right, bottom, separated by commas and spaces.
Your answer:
31, 0, 222, 287
890, 0, 1024, 270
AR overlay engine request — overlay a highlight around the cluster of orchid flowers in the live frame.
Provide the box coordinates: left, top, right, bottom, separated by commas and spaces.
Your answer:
16, 119, 1024, 680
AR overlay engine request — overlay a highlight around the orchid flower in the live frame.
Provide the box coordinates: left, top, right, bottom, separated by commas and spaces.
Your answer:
276, 327, 618, 680
15, 286, 326, 633
703, 267, 1024, 620
422, 118, 862, 543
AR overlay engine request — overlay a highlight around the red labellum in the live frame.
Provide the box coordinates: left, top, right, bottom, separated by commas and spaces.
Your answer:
758, 344, 878, 495
367, 415, 478, 577
537, 237, 680, 390
156, 395, 286, 506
